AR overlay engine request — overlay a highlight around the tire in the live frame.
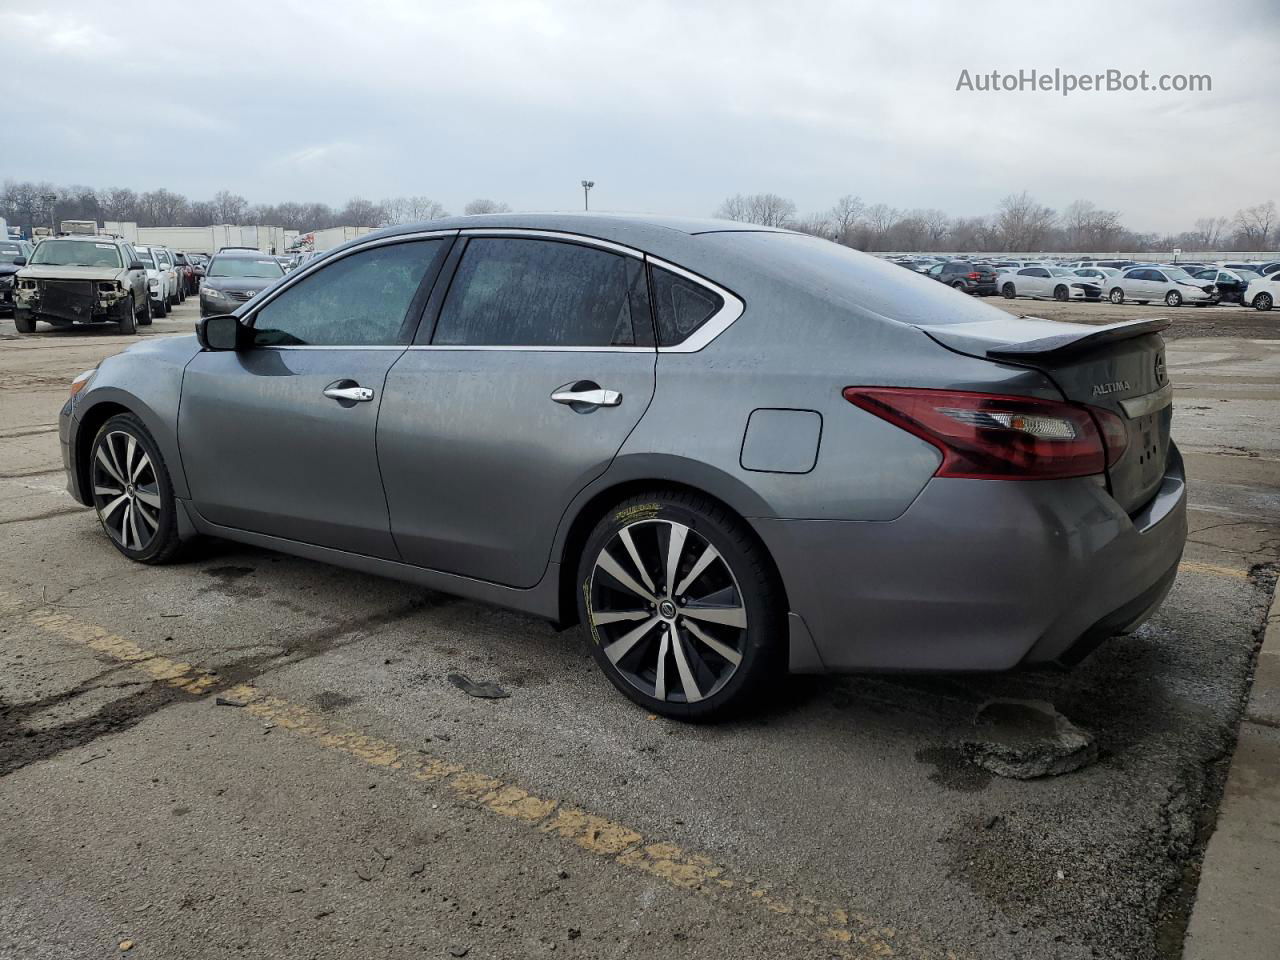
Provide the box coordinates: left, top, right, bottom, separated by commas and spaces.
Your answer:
89, 413, 183, 564
1256, 293, 1273, 312
575, 491, 784, 720
138, 295, 152, 326
14, 312, 36, 333
1109, 288, 1125, 304
950, 281, 967, 292
1165, 290, 1182, 307
1001, 283, 1016, 299
118, 301, 137, 334
1053, 285, 1069, 301
153, 297, 167, 318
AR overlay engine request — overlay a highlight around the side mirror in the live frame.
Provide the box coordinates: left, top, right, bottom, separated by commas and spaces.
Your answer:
127, 261, 145, 271
197, 314, 250, 351
13, 257, 26, 266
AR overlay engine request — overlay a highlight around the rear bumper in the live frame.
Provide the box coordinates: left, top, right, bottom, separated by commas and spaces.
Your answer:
752, 443, 1188, 672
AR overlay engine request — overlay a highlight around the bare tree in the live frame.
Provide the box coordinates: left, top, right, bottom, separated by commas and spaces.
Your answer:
463, 198, 511, 216
827, 194, 864, 244
1234, 201, 1277, 249
211, 190, 248, 224
996, 191, 1057, 251
382, 196, 449, 224
713, 193, 796, 228
922, 209, 951, 248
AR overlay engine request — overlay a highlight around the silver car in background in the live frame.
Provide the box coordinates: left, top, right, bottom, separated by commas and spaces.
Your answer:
1107, 265, 1218, 307
58, 214, 1186, 718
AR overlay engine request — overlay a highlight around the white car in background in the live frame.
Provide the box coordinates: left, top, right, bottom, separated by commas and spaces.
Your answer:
1106, 266, 1218, 307
1243, 273, 1280, 311
997, 265, 1102, 301
1073, 266, 1123, 289
133, 244, 175, 317
154, 246, 183, 307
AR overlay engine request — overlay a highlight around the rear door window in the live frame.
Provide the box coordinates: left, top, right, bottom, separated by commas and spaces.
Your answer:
432, 237, 649, 347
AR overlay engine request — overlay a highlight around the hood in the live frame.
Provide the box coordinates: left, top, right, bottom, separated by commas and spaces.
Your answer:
0, 262, 20, 277
18, 264, 127, 283
204, 276, 277, 294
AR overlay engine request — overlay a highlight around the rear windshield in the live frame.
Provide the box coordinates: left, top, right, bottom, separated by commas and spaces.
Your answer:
208, 256, 285, 279
703, 232, 1014, 326
29, 240, 122, 268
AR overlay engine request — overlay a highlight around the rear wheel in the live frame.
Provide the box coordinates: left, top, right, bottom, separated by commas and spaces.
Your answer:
1256, 293, 1273, 312
1165, 290, 1183, 307
576, 492, 784, 720
1109, 288, 1125, 304
1053, 285, 1069, 301
1001, 283, 1016, 299
950, 280, 967, 292
89, 414, 183, 564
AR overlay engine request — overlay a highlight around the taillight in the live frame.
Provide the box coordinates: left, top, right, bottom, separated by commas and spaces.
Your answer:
967, 272, 981, 280
843, 387, 1126, 480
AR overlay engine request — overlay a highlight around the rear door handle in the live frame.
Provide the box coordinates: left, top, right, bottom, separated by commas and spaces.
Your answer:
551, 388, 622, 407
323, 385, 375, 402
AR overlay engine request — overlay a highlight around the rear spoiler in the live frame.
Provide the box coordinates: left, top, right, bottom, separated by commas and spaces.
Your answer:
985, 318, 1170, 359
917, 316, 1171, 362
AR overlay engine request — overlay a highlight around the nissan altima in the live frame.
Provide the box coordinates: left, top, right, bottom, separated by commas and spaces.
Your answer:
59, 214, 1186, 719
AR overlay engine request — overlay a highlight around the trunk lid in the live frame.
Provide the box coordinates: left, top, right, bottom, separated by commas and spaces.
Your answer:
918, 316, 1173, 515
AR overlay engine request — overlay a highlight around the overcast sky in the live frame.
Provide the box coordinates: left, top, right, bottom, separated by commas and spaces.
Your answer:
4, 0, 1277, 233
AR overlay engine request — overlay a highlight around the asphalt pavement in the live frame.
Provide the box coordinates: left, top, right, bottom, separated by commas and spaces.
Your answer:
0, 297, 1277, 960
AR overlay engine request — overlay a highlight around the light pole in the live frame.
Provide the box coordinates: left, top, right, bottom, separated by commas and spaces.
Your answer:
41, 193, 58, 234
581, 180, 594, 211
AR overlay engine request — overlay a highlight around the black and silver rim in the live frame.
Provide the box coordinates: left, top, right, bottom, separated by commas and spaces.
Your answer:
588, 519, 746, 705
92, 430, 161, 551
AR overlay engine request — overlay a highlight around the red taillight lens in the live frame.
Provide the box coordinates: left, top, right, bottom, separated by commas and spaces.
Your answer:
843, 387, 1119, 480
967, 272, 981, 280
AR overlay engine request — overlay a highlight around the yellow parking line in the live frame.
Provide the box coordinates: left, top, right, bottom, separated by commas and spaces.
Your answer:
0, 591, 962, 960
1179, 560, 1251, 580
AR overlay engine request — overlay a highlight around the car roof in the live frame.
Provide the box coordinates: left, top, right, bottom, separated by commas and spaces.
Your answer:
368, 212, 789, 246
211, 249, 277, 258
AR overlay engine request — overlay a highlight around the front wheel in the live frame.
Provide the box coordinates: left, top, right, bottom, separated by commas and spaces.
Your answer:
1001, 283, 1016, 299
153, 297, 167, 318
90, 414, 183, 564
1165, 290, 1183, 307
1109, 288, 1125, 304
118, 299, 137, 334
1256, 293, 1273, 312
576, 492, 784, 720
14, 312, 36, 333
137, 295, 152, 326
1053, 285, 1069, 301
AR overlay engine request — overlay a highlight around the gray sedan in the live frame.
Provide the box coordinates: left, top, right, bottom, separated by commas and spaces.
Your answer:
58, 214, 1186, 719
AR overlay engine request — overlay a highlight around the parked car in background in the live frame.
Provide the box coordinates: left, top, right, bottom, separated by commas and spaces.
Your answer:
12, 235, 150, 333
173, 251, 199, 295
134, 245, 174, 317
1243, 273, 1279, 311
1190, 268, 1261, 305
1254, 261, 1280, 278
1073, 267, 1123, 289
58, 214, 1186, 718
199, 250, 286, 316
924, 260, 997, 295
155, 246, 184, 306
0, 237, 35, 316
998, 266, 1101, 301
1107, 266, 1218, 306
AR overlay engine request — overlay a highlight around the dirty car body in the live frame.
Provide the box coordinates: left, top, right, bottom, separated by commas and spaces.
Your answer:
59, 214, 1187, 717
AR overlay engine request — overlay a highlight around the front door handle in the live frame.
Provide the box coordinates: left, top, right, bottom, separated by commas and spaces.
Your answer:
323, 384, 375, 403
551, 388, 622, 407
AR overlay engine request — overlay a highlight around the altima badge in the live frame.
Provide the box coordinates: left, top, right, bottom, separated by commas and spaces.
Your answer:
1092, 380, 1131, 397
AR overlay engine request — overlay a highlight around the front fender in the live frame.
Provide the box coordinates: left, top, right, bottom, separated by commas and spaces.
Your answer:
73, 336, 201, 500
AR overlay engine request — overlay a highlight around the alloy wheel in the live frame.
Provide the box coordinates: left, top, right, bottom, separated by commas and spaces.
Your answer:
91, 430, 162, 551
588, 519, 747, 705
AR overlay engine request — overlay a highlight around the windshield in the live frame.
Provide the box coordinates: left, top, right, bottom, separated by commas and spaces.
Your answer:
30, 240, 122, 269
1163, 268, 1193, 281
1049, 268, 1074, 276
0, 242, 22, 262
208, 257, 286, 279
1236, 270, 1262, 280
136, 249, 156, 268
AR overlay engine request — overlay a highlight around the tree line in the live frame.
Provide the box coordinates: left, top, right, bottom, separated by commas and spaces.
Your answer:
0, 180, 508, 234
4, 177, 1275, 252
715, 192, 1278, 252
